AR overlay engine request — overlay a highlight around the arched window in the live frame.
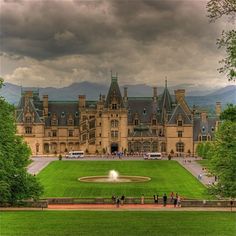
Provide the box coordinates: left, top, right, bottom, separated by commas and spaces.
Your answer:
134, 142, 141, 152
143, 142, 151, 152
176, 142, 184, 152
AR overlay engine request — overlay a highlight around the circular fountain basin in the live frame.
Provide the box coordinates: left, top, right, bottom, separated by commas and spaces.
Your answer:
78, 176, 151, 183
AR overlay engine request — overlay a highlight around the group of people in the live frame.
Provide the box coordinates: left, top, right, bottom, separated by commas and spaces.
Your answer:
153, 192, 181, 207
112, 192, 181, 207
112, 195, 125, 207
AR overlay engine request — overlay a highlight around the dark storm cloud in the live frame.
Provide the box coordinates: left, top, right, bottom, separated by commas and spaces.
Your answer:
1, 0, 220, 60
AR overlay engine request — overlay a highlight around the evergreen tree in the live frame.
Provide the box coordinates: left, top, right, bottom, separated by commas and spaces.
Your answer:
0, 79, 43, 204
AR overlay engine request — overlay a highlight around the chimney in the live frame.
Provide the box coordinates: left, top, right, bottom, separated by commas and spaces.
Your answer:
43, 95, 48, 116
78, 95, 86, 109
215, 102, 221, 117
153, 87, 157, 102
24, 91, 33, 98
201, 112, 207, 123
123, 87, 128, 103
175, 89, 185, 103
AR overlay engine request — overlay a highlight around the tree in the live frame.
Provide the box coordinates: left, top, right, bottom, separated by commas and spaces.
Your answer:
196, 142, 213, 159
0, 79, 43, 205
220, 104, 236, 122
208, 104, 236, 198
207, 0, 236, 81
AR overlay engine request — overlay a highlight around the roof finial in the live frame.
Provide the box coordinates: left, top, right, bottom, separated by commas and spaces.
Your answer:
165, 76, 167, 88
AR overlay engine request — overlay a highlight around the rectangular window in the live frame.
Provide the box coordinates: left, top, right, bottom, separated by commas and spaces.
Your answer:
112, 104, 117, 110
25, 127, 32, 134
68, 130, 73, 137
89, 131, 96, 139
111, 131, 118, 138
152, 119, 157, 125
134, 119, 139, 125
202, 135, 207, 141
52, 130, 57, 137
177, 131, 183, 137
89, 120, 95, 129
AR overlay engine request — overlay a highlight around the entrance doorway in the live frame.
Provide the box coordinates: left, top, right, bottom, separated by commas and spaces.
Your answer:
111, 143, 118, 154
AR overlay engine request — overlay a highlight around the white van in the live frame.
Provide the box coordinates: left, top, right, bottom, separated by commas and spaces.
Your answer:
66, 151, 84, 159
144, 152, 162, 160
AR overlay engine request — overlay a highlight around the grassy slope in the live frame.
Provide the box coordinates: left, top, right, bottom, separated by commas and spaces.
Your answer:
38, 160, 209, 199
0, 211, 235, 236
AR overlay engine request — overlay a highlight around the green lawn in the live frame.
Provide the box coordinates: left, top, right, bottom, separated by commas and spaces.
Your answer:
38, 160, 209, 199
0, 211, 235, 236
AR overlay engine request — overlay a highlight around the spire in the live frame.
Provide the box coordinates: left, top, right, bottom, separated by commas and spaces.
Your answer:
105, 72, 124, 109
159, 79, 173, 123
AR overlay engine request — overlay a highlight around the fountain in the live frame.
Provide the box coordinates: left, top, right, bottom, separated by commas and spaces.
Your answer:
78, 170, 151, 183
108, 170, 119, 182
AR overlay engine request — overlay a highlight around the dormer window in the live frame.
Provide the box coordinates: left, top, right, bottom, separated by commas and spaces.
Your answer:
143, 108, 146, 115
177, 120, 183, 126
68, 119, 74, 126
152, 119, 157, 125
25, 116, 32, 123
51, 114, 58, 126
202, 126, 205, 132
61, 112, 65, 118
211, 127, 215, 132
75, 112, 79, 117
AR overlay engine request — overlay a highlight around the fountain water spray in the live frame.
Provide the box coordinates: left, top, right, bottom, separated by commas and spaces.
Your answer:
109, 170, 119, 182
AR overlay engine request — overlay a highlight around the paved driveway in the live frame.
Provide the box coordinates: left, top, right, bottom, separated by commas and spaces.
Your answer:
27, 157, 56, 175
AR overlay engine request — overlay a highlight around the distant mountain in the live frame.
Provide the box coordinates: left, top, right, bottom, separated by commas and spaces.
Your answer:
187, 85, 236, 107
0, 82, 235, 109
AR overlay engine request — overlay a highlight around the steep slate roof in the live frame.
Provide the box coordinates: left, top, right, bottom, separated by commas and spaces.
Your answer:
105, 77, 124, 108
168, 104, 192, 125
16, 93, 43, 123
193, 116, 218, 141
127, 97, 157, 124
46, 101, 79, 126
129, 124, 153, 137
158, 81, 173, 123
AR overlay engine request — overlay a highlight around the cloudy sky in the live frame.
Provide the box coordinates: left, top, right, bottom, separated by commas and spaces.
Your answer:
0, 0, 234, 89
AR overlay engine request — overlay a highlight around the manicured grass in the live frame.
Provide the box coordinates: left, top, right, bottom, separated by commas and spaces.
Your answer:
0, 211, 235, 236
38, 160, 209, 199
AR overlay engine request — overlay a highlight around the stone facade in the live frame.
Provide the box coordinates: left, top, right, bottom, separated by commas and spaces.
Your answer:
16, 76, 220, 156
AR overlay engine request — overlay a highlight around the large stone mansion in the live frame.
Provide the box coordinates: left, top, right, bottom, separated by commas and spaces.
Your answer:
16, 75, 221, 156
